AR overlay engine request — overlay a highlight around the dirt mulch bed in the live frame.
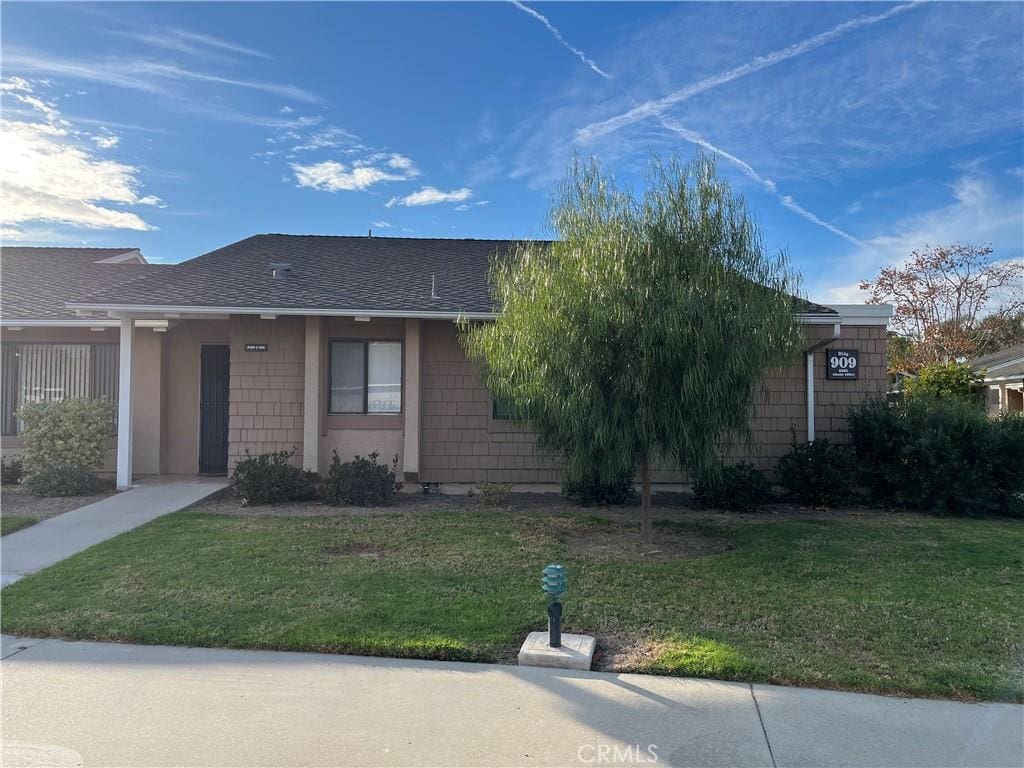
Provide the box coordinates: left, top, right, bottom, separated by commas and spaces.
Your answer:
566, 528, 735, 562
1, 481, 118, 523
193, 489, 887, 524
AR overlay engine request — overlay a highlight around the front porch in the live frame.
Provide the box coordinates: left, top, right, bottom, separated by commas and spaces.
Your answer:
113, 313, 428, 489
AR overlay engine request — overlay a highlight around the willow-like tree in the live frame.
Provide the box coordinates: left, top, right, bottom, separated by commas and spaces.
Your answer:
462, 154, 804, 541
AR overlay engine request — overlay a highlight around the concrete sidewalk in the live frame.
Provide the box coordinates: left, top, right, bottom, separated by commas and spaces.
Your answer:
2, 637, 1020, 768
1, 479, 226, 586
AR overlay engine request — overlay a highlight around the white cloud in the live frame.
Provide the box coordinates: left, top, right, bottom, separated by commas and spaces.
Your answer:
386, 187, 473, 208
291, 153, 419, 193
91, 133, 119, 149
372, 221, 395, 229
454, 200, 490, 211
0, 78, 158, 232
5, 48, 321, 105
279, 105, 294, 114
290, 126, 364, 152
811, 172, 1024, 301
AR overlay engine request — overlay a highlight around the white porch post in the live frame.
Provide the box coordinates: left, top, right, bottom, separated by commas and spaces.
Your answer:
403, 319, 421, 481
806, 351, 816, 442
116, 316, 135, 489
302, 316, 322, 472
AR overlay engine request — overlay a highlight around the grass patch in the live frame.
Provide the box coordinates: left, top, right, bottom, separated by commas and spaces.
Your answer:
1, 516, 37, 536
2, 509, 1022, 701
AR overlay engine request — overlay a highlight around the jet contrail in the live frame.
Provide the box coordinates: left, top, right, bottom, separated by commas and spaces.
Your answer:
577, 2, 919, 143
509, 0, 613, 80
656, 115, 870, 250
512, 0, 877, 249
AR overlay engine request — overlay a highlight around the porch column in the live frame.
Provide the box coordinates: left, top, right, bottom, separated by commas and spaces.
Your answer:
806, 351, 816, 442
302, 316, 322, 472
116, 316, 135, 489
403, 319, 421, 481
999, 383, 1008, 412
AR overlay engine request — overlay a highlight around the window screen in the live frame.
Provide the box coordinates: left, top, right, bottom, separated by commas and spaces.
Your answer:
1, 343, 118, 436
329, 341, 366, 414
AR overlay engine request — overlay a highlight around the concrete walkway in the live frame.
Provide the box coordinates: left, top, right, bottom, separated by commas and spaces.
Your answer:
2, 637, 1020, 768
1, 479, 226, 586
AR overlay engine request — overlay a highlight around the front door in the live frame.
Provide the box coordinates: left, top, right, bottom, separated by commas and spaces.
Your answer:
199, 345, 230, 475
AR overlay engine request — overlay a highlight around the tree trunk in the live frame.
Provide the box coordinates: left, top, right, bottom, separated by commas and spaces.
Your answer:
640, 455, 653, 544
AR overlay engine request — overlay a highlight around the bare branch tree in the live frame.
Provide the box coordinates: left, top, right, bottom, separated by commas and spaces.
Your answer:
860, 244, 1023, 371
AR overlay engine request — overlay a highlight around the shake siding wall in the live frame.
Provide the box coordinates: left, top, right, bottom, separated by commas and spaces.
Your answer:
419, 320, 888, 483
227, 315, 305, 466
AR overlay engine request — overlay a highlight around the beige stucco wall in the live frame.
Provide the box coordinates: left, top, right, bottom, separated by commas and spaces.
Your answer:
1, 325, 162, 475
161, 319, 230, 475
418, 320, 889, 483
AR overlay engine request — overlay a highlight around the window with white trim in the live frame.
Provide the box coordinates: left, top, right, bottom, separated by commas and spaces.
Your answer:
328, 340, 402, 414
1, 343, 119, 436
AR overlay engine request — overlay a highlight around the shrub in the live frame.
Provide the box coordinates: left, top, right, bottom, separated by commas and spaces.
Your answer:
850, 398, 1024, 516
562, 470, 637, 506
18, 399, 113, 497
776, 439, 856, 507
324, 450, 400, 506
903, 361, 984, 407
231, 450, 317, 506
475, 482, 512, 507
1, 457, 24, 485
694, 462, 773, 512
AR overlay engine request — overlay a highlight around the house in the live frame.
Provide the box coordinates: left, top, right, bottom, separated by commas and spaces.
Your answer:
1, 236, 892, 490
970, 344, 1024, 414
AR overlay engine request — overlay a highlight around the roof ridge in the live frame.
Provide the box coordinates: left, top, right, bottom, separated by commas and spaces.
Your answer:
0, 246, 140, 252
253, 233, 549, 243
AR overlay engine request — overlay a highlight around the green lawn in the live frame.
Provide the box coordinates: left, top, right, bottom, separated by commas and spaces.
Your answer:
1, 516, 37, 536
2, 508, 1022, 701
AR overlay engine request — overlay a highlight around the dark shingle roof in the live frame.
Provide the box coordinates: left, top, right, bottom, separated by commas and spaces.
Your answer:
971, 343, 1024, 381
74, 235, 517, 315
1, 247, 157, 321
67, 234, 838, 317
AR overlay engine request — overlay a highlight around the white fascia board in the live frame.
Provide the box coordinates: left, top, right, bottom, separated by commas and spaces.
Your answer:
1, 318, 119, 328
826, 304, 893, 325
1, 318, 167, 329
66, 303, 501, 321
65, 303, 866, 327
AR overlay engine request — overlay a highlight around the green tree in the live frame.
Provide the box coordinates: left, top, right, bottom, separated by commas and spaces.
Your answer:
903, 361, 985, 407
462, 154, 804, 541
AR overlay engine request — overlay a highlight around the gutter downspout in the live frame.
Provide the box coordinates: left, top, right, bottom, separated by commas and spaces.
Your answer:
804, 322, 841, 443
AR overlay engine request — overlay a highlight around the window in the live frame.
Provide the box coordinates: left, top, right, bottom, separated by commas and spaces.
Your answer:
329, 340, 402, 414
1, 343, 119, 436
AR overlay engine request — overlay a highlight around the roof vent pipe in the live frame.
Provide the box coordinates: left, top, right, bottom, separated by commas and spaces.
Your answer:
431, 274, 439, 300
270, 262, 291, 279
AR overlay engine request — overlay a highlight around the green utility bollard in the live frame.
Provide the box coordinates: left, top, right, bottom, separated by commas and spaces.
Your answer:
541, 564, 567, 648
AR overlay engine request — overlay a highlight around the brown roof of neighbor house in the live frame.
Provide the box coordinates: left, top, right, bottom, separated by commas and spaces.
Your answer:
68, 234, 838, 317
1, 247, 158, 322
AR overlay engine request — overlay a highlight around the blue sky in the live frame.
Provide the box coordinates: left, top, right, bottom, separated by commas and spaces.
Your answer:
3, 1, 1022, 303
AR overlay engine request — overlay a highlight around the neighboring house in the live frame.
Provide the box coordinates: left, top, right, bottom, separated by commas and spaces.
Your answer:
1, 247, 167, 473
970, 344, 1024, 415
2, 236, 891, 489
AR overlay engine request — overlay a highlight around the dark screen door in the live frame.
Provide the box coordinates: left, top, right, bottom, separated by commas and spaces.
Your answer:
199, 345, 230, 475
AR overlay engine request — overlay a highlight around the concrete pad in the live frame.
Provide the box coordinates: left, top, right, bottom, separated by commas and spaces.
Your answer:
752, 682, 1024, 768
1, 480, 226, 585
2, 638, 771, 767
518, 631, 595, 671
0, 635, 41, 660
